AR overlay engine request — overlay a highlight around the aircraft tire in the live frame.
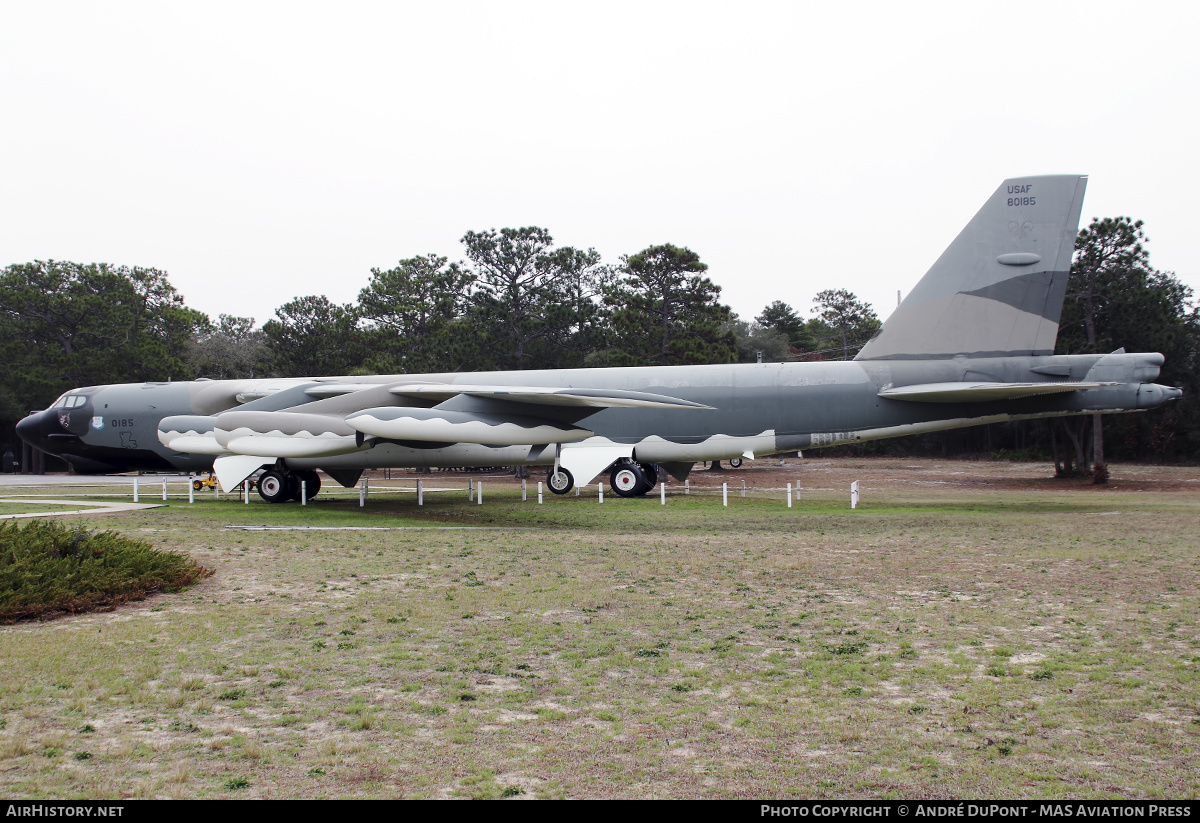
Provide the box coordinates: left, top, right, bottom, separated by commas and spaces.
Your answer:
257, 470, 291, 504
611, 461, 649, 497
728, 458, 743, 469
637, 462, 658, 492
296, 470, 321, 499
547, 467, 574, 495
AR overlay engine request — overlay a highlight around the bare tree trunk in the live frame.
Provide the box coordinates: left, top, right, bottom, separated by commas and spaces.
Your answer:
1051, 421, 1062, 476
1061, 419, 1089, 475
1091, 413, 1109, 484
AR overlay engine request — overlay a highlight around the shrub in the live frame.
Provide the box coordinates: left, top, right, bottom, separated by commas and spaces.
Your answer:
0, 520, 211, 622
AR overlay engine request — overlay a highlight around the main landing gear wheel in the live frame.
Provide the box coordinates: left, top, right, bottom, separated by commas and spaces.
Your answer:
296, 470, 321, 499
547, 467, 574, 495
610, 459, 651, 498
728, 457, 743, 469
257, 470, 291, 504
637, 462, 659, 492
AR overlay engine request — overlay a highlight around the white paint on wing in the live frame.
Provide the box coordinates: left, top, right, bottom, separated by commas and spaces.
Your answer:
348, 413, 591, 446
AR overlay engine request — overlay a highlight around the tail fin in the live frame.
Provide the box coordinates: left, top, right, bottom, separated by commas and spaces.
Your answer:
855, 174, 1087, 361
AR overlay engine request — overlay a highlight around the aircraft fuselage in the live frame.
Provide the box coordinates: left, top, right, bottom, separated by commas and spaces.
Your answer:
17, 351, 1180, 479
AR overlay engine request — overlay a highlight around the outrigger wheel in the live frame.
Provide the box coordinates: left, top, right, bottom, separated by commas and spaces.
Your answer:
728, 457, 743, 469
547, 466, 574, 495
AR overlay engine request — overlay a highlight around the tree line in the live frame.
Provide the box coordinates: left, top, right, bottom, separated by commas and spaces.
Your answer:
187, 230, 882, 380
2, 220, 1196, 464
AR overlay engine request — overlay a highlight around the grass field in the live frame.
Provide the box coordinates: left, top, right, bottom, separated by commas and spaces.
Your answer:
0, 458, 1197, 799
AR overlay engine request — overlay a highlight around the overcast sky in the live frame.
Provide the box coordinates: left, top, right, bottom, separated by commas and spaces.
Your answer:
2, 1, 1196, 331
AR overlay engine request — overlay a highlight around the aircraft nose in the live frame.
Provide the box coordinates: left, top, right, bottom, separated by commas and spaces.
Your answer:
15, 409, 63, 452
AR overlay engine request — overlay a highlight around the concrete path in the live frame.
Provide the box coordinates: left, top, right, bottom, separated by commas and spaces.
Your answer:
0, 473, 146, 487
0, 499, 164, 520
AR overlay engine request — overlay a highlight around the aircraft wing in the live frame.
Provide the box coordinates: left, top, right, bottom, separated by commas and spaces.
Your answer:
348, 383, 710, 445
879, 381, 1119, 403
167, 380, 710, 491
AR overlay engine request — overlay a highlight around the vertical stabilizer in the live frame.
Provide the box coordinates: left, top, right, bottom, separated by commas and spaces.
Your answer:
855, 174, 1087, 361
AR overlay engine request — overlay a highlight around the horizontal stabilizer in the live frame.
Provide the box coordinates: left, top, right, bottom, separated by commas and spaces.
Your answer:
879, 381, 1118, 403
388, 383, 712, 409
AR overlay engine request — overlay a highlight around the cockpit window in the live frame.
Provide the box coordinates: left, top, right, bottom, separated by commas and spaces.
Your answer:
49, 394, 86, 409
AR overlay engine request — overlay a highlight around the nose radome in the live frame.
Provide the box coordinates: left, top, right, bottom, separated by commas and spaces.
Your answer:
15, 410, 51, 449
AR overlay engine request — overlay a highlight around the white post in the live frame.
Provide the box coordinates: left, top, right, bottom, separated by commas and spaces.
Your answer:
301, 480, 307, 506
741, 480, 746, 498
162, 478, 168, 501
477, 482, 482, 505
133, 476, 139, 502
660, 482, 666, 505
796, 480, 801, 501
685, 479, 689, 495
598, 482, 603, 503
722, 482, 728, 507
469, 479, 474, 501
574, 485, 580, 496
537, 481, 543, 504
244, 481, 249, 504
188, 475, 194, 505
787, 482, 792, 508
522, 478, 527, 501
417, 479, 423, 506
851, 480, 860, 509
359, 480, 365, 507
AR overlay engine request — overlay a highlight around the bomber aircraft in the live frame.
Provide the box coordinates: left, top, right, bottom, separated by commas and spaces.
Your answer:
16, 175, 1182, 501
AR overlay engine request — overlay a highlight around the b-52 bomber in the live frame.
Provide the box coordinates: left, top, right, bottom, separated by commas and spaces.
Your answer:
17, 175, 1182, 502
